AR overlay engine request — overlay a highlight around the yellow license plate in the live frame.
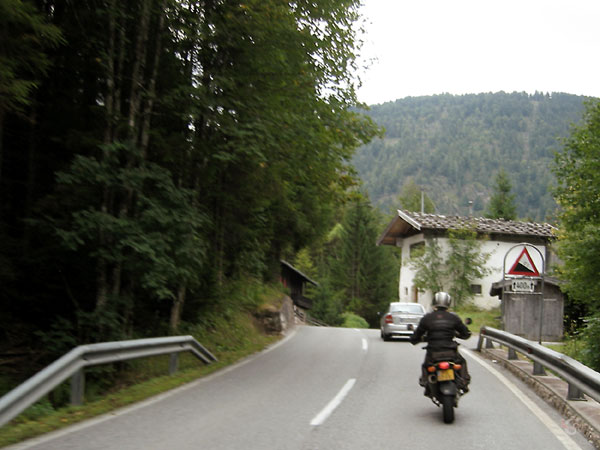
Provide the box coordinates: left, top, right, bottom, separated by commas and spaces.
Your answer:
437, 369, 455, 381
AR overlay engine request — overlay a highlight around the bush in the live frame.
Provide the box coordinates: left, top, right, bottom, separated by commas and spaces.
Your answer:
341, 312, 369, 329
579, 315, 600, 372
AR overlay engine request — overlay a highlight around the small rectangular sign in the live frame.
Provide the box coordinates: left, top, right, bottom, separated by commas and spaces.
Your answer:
511, 279, 536, 293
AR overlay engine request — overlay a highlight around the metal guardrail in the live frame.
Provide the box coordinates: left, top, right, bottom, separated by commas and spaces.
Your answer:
0, 335, 217, 427
294, 309, 328, 327
477, 326, 600, 403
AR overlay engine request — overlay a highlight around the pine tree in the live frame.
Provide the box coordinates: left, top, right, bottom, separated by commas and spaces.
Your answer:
554, 99, 600, 310
329, 194, 398, 325
397, 179, 435, 213
485, 168, 517, 220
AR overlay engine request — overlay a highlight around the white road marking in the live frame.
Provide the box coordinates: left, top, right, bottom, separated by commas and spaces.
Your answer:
464, 348, 582, 450
362, 338, 368, 351
6, 330, 301, 450
310, 378, 356, 426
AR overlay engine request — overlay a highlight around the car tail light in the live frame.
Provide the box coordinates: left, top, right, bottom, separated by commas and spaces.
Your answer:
438, 361, 450, 370
384, 314, 393, 324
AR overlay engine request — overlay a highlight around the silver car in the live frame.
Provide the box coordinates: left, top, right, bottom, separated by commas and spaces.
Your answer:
380, 302, 427, 341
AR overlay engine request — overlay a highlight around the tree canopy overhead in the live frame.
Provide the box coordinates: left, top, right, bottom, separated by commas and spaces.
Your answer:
0, 0, 380, 350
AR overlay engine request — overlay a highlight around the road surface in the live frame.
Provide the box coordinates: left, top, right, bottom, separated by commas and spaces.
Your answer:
8, 326, 595, 449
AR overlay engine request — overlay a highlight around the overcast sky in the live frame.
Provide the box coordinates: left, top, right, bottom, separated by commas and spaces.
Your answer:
356, 0, 600, 106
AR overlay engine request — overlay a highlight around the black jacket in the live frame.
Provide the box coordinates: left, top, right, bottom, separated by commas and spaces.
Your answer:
410, 309, 471, 350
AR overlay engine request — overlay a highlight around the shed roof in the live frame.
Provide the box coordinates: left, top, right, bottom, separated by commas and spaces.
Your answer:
280, 260, 319, 286
377, 210, 557, 246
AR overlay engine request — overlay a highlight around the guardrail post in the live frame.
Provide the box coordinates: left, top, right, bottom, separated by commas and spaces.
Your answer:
169, 353, 179, 375
533, 361, 546, 375
485, 338, 495, 349
567, 383, 586, 401
70, 369, 85, 406
507, 347, 518, 360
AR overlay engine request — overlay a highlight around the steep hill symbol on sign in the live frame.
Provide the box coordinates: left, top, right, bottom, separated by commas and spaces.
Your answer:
508, 247, 540, 276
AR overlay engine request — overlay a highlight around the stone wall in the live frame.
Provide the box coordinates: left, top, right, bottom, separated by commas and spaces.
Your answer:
254, 295, 296, 335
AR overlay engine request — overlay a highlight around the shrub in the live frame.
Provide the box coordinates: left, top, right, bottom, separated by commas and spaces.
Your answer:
341, 312, 369, 329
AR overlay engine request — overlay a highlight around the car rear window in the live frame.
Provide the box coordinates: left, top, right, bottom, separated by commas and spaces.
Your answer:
390, 304, 424, 314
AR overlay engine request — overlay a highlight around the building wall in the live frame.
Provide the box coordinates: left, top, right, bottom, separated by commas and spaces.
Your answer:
398, 233, 547, 311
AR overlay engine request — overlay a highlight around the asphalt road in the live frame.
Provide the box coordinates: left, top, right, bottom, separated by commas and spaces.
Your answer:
8, 326, 596, 450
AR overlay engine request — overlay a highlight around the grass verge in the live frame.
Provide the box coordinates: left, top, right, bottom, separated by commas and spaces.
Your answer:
454, 304, 502, 334
0, 283, 284, 448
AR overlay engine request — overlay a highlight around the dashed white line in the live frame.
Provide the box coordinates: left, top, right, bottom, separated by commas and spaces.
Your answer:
362, 338, 368, 351
310, 378, 356, 426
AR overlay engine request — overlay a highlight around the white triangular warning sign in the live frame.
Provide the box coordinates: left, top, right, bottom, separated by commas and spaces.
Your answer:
508, 247, 540, 276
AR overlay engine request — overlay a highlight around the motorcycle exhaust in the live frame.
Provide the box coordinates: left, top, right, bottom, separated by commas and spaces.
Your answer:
428, 374, 437, 384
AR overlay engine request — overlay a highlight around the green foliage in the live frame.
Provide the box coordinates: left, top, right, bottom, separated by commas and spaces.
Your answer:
0, 0, 380, 389
445, 228, 491, 306
454, 305, 501, 333
341, 312, 369, 329
553, 99, 600, 311
0, 286, 280, 446
354, 92, 588, 220
485, 168, 517, 220
309, 278, 344, 327
577, 316, 600, 372
408, 238, 444, 293
0, 0, 64, 113
397, 178, 435, 213
328, 194, 399, 326
409, 227, 490, 306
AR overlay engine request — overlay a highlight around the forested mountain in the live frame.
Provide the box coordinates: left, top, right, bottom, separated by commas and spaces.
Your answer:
353, 92, 591, 221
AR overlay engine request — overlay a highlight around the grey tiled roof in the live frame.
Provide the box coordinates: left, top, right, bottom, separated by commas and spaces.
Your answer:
400, 210, 556, 238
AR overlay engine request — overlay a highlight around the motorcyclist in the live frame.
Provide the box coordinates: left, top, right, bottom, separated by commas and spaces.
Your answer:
410, 291, 471, 394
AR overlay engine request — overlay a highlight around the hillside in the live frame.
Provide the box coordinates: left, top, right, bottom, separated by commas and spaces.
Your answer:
353, 92, 591, 221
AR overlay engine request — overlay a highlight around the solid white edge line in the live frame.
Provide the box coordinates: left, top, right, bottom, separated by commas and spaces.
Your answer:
6, 329, 300, 450
310, 378, 357, 426
463, 348, 582, 450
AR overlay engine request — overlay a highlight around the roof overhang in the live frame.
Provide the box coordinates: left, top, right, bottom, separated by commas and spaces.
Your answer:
280, 260, 319, 286
376, 210, 422, 246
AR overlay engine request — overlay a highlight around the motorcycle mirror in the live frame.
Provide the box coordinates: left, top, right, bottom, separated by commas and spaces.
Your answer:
465, 318, 472, 325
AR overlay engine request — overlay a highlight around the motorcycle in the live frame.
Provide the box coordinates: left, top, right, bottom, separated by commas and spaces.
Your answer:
422, 350, 466, 424
418, 317, 472, 424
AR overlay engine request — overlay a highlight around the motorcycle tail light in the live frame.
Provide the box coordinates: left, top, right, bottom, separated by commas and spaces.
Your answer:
427, 365, 436, 373
438, 361, 450, 370
385, 314, 393, 324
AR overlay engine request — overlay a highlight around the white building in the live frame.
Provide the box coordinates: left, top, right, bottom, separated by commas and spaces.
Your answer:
377, 210, 557, 311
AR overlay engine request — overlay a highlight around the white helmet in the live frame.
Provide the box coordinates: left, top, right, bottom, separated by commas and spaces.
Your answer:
432, 291, 452, 309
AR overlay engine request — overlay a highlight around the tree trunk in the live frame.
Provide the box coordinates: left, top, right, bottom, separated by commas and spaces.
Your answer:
140, 0, 166, 158
127, 0, 151, 138
0, 109, 4, 201
170, 284, 187, 334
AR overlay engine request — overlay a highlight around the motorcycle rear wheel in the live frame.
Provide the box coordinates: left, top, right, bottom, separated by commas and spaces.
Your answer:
442, 395, 455, 423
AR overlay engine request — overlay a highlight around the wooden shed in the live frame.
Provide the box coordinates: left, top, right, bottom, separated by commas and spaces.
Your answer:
490, 276, 564, 341
280, 260, 318, 311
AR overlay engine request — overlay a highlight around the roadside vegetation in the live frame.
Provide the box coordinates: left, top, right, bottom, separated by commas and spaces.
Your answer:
455, 305, 502, 334
3, 0, 600, 445
0, 280, 284, 447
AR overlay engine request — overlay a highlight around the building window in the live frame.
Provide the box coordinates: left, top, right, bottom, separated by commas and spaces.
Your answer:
470, 284, 482, 295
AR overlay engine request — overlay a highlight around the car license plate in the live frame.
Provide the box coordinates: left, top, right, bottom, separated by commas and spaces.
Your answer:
437, 369, 454, 381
